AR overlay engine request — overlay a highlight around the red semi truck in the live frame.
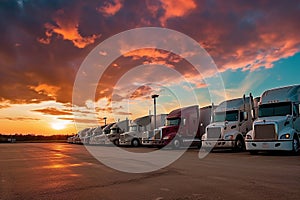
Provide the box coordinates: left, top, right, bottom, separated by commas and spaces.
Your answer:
142, 105, 213, 149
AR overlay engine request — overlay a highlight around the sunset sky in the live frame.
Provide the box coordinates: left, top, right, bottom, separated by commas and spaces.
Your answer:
0, 0, 299, 135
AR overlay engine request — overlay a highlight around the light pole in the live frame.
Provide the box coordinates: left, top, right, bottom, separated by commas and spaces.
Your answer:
103, 117, 107, 125
151, 94, 159, 129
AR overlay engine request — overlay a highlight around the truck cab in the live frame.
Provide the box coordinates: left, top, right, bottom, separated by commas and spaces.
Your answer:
89, 123, 115, 145
245, 85, 300, 154
120, 114, 167, 147
88, 124, 107, 145
106, 119, 129, 146
202, 94, 257, 151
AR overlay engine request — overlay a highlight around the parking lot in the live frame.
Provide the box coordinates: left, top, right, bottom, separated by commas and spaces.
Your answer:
0, 143, 299, 200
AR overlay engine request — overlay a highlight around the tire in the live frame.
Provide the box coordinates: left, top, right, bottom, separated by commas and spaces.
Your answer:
291, 135, 299, 155
234, 136, 245, 152
172, 138, 181, 149
113, 139, 119, 146
197, 141, 202, 149
131, 138, 140, 147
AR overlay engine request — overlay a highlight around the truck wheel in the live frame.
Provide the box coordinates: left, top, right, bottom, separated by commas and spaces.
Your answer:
131, 138, 140, 147
113, 139, 119, 146
292, 135, 299, 155
172, 138, 181, 149
197, 141, 202, 149
234, 137, 245, 152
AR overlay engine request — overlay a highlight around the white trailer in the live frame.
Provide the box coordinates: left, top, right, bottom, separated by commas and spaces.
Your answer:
202, 94, 258, 151
245, 85, 300, 154
119, 114, 167, 147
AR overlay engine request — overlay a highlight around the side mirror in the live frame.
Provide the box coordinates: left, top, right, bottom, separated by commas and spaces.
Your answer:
183, 118, 186, 126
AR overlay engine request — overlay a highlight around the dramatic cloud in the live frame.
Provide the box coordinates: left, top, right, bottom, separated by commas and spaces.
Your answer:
97, 0, 123, 16
39, 10, 101, 48
159, 0, 197, 25
129, 85, 154, 99
29, 84, 60, 98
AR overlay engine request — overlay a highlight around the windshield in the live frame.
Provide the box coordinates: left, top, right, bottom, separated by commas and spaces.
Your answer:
110, 128, 119, 134
259, 102, 292, 117
129, 125, 137, 132
214, 110, 239, 122
166, 118, 180, 126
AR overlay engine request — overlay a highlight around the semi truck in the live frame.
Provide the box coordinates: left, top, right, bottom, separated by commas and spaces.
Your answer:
89, 123, 115, 145
119, 114, 167, 147
142, 105, 213, 149
81, 127, 96, 145
245, 85, 300, 154
106, 119, 129, 146
202, 94, 258, 151
74, 127, 90, 144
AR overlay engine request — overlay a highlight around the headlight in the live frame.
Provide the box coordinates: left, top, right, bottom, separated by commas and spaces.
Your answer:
280, 133, 290, 139
163, 135, 170, 140
224, 135, 233, 140
246, 135, 252, 140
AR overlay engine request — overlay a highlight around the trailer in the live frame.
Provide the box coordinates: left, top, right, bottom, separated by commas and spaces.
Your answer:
245, 85, 300, 154
202, 94, 258, 151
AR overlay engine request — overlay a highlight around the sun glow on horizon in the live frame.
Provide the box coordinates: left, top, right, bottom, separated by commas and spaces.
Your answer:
51, 121, 67, 130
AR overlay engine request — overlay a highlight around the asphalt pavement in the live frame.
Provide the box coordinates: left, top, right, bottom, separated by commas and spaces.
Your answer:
0, 143, 299, 200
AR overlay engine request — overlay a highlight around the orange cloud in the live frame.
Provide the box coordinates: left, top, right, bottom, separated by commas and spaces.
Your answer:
2, 117, 40, 121
39, 10, 101, 48
97, 0, 123, 16
129, 85, 154, 99
0, 104, 10, 109
32, 107, 72, 116
159, 0, 197, 25
29, 84, 60, 99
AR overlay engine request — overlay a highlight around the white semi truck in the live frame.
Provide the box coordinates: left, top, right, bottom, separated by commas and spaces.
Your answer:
106, 119, 129, 146
89, 123, 115, 145
202, 94, 258, 151
119, 114, 167, 147
81, 127, 96, 145
245, 85, 300, 154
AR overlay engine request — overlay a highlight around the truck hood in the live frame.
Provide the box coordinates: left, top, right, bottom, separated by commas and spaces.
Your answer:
255, 116, 290, 131
255, 116, 288, 123
121, 131, 140, 137
207, 121, 238, 129
161, 125, 179, 137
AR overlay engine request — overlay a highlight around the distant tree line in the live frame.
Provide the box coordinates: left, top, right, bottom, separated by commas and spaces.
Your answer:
0, 133, 74, 143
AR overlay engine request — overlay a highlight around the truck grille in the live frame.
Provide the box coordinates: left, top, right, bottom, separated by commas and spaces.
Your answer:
207, 127, 221, 139
254, 124, 277, 140
119, 134, 125, 140
154, 129, 161, 139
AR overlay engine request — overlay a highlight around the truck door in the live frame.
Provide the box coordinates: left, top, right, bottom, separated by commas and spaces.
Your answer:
239, 111, 251, 136
293, 104, 300, 133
